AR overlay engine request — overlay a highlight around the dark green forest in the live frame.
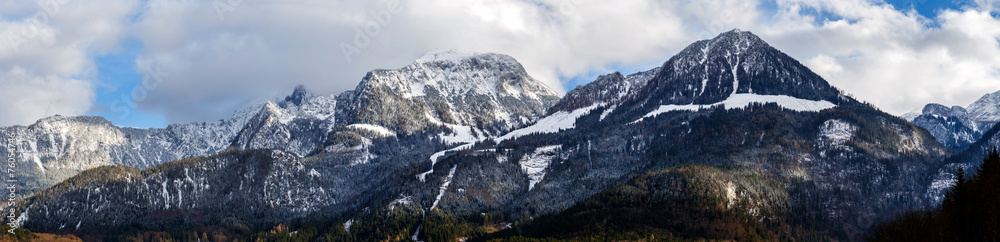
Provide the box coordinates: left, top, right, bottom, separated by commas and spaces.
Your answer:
870, 148, 1000, 241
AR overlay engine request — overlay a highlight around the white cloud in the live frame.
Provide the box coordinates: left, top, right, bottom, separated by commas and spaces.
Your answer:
0, 67, 92, 126
0, 0, 138, 126
4, 0, 1000, 125
753, 0, 1000, 114
129, 0, 705, 123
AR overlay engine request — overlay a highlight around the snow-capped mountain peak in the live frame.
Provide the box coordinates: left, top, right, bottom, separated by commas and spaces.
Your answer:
967, 90, 1000, 125
283, 85, 312, 107
908, 90, 1000, 150
335, 50, 560, 137
415, 49, 480, 64
625, 29, 852, 115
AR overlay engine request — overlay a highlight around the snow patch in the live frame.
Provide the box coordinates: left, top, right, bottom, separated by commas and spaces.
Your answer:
927, 163, 968, 204
389, 195, 414, 209
11, 211, 27, 228
407, 80, 426, 98
308, 169, 321, 178
819, 119, 856, 145
633, 94, 836, 123
161, 180, 170, 209
418, 143, 473, 182
816, 119, 858, 158
431, 165, 457, 210
519, 145, 560, 190
350, 138, 377, 165
599, 105, 616, 121
264, 102, 296, 124
438, 124, 482, 145
725, 182, 737, 209
347, 124, 396, 137
411, 226, 421, 241
497, 104, 601, 141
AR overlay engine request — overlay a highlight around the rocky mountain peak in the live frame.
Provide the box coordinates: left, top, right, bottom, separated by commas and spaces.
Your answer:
909, 102, 980, 150
548, 67, 660, 114
283, 85, 312, 107
355, 50, 556, 99
921, 104, 967, 117
620, 29, 850, 118
907, 90, 1000, 150
337, 50, 560, 137
967, 90, 1000, 124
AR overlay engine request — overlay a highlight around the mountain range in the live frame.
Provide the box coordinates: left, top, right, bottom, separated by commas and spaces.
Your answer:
0, 29, 989, 241
903, 91, 1000, 151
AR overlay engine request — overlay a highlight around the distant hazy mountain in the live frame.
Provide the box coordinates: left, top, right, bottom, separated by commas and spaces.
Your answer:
0, 106, 255, 197
904, 91, 1000, 150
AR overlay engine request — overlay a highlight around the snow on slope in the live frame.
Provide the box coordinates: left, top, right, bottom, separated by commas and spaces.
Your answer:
819, 119, 856, 146
415, 49, 477, 64
346, 124, 396, 137
519, 145, 560, 191
439, 124, 483, 145
496, 104, 602, 141
599, 105, 616, 121
431, 165, 457, 210
417, 143, 473, 182
633, 94, 836, 123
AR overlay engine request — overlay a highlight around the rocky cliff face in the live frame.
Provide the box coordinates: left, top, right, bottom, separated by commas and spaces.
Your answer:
906, 104, 980, 150
232, 86, 338, 157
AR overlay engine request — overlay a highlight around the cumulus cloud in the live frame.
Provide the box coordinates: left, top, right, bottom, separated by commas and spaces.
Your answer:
0, 67, 92, 126
0, 0, 138, 126
131, 0, 704, 123
754, 0, 1000, 114
3, 0, 1000, 125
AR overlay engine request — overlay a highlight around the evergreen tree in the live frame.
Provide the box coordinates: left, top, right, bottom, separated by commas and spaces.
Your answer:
871, 147, 1000, 241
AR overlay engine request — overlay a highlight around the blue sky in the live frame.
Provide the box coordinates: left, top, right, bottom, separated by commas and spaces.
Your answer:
3, 0, 1000, 128
91, 37, 169, 128
888, 0, 971, 18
